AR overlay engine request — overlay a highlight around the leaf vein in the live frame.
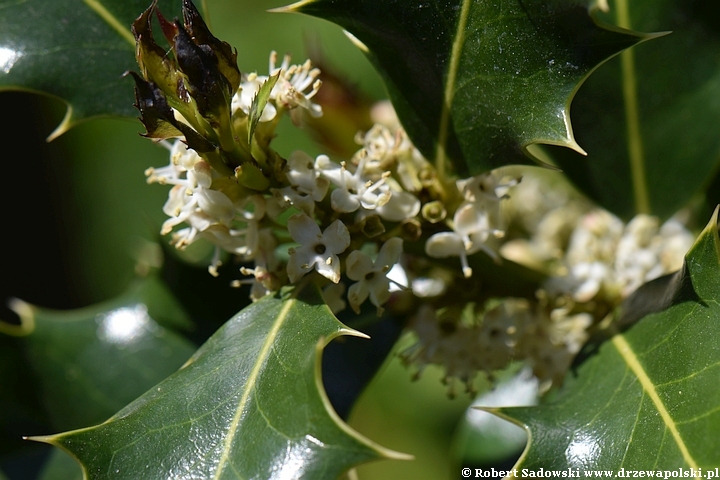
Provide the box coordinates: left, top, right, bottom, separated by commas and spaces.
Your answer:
435, 0, 471, 177
612, 335, 700, 471
82, 0, 135, 47
213, 297, 296, 479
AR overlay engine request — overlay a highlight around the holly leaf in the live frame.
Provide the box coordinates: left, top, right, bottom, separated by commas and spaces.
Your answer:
0, 0, 182, 139
542, 0, 720, 220
37, 286, 407, 479
493, 209, 720, 470
1, 277, 196, 432
280, 0, 649, 176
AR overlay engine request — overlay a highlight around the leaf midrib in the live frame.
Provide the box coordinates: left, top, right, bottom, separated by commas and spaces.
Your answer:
612, 335, 700, 471
435, 0, 471, 178
82, 0, 135, 46
213, 297, 296, 479
616, 0, 650, 214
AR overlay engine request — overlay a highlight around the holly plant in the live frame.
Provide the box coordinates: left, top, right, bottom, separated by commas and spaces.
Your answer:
1, 0, 720, 478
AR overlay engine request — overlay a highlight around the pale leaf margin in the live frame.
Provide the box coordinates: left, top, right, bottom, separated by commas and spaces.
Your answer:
26, 286, 412, 478
273, 0, 663, 175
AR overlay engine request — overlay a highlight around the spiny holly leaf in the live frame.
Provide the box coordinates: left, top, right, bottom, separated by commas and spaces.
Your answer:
542, 0, 720, 221
1, 277, 196, 432
281, 0, 649, 176
38, 286, 407, 479
493, 209, 720, 471
0, 0, 182, 139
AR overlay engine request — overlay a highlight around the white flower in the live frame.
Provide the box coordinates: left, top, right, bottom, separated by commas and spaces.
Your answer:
231, 51, 322, 124
240, 228, 281, 300
425, 202, 500, 278
315, 155, 391, 213
375, 190, 420, 221
146, 141, 209, 187
425, 232, 473, 278
346, 238, 403, 315
457, 171, 520, 230
270, 52, 323, 121
322, 282, 347, 314
286, 213, 350, 283
273, 151, 329, 215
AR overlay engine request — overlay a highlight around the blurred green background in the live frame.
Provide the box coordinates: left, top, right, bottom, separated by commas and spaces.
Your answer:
0, 1, 515, 478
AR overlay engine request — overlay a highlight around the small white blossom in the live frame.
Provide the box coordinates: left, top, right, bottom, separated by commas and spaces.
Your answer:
286, 213, 350, 283
546, 210, 693, 302
375, 190, 421, 221
458, 171, 520, 230
425, 232, 473, 278
425, 202, 500, 278
315, 155, 391, 213
272, 151, 329, 215
322, 282, 347, 314
231, 51, 322, 124
346, 238, 403, 315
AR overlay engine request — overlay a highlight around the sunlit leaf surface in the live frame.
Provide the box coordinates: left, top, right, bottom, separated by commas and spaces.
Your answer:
284, 0, 646, 176
44, 287, 405, 479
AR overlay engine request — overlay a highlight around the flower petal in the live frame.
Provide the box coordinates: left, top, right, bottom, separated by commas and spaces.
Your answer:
322, 220, 351, 254
287, 213, 322, 245
314, 254, 342, 283
286, 247, 314, 283
376, 238, 403, 269
348, 280, 369, 314
425, 232, 464, 258
346, 250, 374, 281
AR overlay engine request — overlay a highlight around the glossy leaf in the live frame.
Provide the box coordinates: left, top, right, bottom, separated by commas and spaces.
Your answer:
543, 0, 720, 220
494, 210, 720, 470
0, 0, 182, 139
41, 286, 406, 479
455, 368, 536, 466
2, 276, 196, 432
282, 0, 647, 176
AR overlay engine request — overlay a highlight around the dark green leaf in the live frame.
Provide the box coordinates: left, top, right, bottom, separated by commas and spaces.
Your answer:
0, 0, 182, 138
543, 0, 720, 220
1, 277, 196, 432
41, 286, 407, 479
493, 209, 720, 470
281, 0, 647, 176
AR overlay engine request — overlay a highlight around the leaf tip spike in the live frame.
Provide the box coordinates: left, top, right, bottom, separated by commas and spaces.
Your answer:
338, 327, 371, 340
566, 138, 588, 157
0, 298, 36, 336
46, 105, 74, 142
344, 30, 369, 53
23, 434, 54, 445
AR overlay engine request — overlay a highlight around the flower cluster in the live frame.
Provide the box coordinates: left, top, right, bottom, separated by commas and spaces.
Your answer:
136, 1, 697, 395
403, 173, 694, 391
